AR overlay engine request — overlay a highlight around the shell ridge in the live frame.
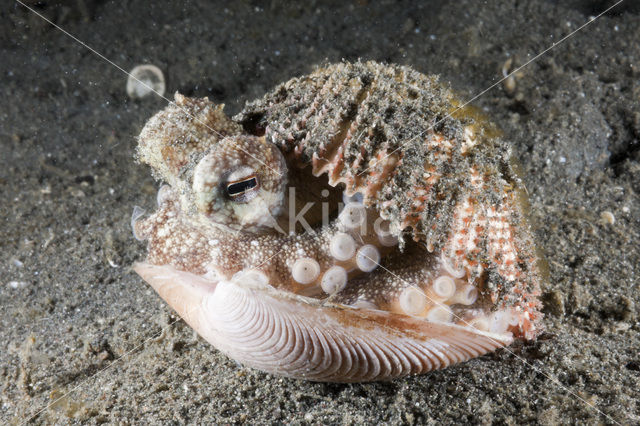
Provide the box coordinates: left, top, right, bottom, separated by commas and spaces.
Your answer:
299, 323, 335, 380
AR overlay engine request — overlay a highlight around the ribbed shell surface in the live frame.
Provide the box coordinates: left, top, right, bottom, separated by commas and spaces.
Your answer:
236, 61, 509, 250
135, 263, 510, 382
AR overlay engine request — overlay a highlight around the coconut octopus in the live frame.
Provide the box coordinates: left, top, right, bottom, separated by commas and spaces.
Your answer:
132, 61, 544, 382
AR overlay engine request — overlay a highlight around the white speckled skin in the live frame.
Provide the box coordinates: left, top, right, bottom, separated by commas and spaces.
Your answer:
133, 62, 543, 382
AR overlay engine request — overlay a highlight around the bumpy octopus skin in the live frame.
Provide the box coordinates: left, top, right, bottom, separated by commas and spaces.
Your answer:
133, 61, 543, 382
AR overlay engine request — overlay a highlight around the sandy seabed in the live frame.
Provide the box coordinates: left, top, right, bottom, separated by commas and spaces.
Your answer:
1, 1, 638, 424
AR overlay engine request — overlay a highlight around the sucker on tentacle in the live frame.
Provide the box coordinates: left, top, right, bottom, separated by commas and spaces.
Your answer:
133, 61, 544, 382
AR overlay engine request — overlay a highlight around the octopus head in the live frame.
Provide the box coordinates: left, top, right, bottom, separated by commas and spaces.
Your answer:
192, 135, 288, 232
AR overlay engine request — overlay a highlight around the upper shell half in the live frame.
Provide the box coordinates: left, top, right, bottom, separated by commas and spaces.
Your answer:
133, 61, 544, 382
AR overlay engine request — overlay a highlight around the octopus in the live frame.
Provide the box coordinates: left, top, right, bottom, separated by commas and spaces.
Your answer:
132, 61, 544, 382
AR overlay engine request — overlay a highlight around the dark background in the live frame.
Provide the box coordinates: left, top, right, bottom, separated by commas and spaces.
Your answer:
1, 0, 638, 423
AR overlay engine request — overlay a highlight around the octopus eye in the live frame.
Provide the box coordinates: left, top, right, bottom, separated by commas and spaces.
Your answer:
225, 174, 260, 202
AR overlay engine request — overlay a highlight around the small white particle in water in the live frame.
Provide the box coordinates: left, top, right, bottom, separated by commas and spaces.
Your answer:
559, 156, 566, 163
600, 211, 615, 225
8, 281, 28, 289
12, 259, 23, 268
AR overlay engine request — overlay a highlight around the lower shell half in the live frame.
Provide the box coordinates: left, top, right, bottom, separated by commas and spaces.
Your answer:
133, 261, 513, 382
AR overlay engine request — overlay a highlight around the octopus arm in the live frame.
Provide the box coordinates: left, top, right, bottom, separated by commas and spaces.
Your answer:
134, 262, 512, 382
